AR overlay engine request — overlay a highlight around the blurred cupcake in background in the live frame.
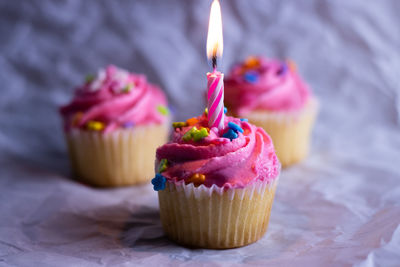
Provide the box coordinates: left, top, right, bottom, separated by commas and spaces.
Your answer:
225, 56, 318, 167
60, 65, 170, 187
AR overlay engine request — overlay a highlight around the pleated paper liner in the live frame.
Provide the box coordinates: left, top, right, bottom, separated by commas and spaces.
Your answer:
66, 123, 169, 187
158, 178, 279, 249
245, 97, 319, 167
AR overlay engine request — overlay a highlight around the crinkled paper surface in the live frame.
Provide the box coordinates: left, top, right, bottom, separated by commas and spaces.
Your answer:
0, 0, 399, 266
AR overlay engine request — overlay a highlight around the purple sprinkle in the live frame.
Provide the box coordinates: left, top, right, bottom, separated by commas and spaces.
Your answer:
122, 121, 135, 128
277, 63, 288, 75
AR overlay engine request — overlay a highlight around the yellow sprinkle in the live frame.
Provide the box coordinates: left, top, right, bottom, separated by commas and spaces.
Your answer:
86, 121, 104, 131
204, 108, 208, 115
182, 126, 197, 141
192, 127, 209, 141
172, 121, 187, 129
157, 105, 169, 116
122, 83, 134, 93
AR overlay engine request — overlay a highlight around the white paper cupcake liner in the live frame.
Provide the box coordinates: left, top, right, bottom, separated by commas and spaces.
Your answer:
245, 97, 319, 167
65, 122, 169, 187
158, 177, 279, 249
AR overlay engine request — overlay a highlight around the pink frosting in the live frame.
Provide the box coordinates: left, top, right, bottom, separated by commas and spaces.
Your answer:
225, 57, 311, 115
60, 65, 169, 133
156, 114, 280, 189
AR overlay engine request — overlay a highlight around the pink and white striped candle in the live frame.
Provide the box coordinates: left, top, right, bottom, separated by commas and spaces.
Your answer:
207, 71, 224, 129
206, 0, 224, 130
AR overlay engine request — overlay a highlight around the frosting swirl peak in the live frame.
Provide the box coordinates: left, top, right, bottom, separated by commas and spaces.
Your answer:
60, 65, 169, 133
156, 114, 280, 189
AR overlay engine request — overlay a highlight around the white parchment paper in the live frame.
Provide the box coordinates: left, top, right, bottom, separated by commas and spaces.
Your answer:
0, 0, 399, 266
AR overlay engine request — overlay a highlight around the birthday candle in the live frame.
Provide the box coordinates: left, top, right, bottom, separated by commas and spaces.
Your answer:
207, 71, 224, 129
206, 0, 224, 130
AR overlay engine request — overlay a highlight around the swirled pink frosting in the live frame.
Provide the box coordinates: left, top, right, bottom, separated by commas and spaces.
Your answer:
60, 65, 169, 133
225, 56, 311, 115
156, 114, 280, 189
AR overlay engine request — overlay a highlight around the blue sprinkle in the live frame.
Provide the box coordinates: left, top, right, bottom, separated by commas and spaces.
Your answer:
224, 107, 228, 114
151, 173, 166, 191
244, 71, 259, 83
240, 118, 248, 122
122, 121, 135, 128
222, 128, 238, 141
277, 63, 288, 75
228, 122, 244, 133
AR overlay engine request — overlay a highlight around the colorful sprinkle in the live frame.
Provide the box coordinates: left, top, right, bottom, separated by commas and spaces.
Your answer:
192, 127, 209, 141
182, 126, 209, 142
204, 107, 208, 115
222, 128, 238, 141
157, 105, 169, 116
224, 107, 228, 114
86, 121, 104, 131
240, 118, 248, 122
244, 56, 260, 69
122, 121, 135, 128
228, 122, 244, 133
244, 71, 259, 83
172, 121, 187, 129
158, 159, 168, 173
287, 59, 297, 72
277, 63, 288, 76
72, 112, 83, 126
186, 117, 198, 126
186, 173, 206, 186
182, 126, 198, 141
151, 173, 166, 191
85, 74, 94, 83
122, 83, 134, 93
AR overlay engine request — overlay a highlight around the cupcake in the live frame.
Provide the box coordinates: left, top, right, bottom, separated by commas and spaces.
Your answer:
225, 56, 318, 167
152, 112, 280, 249
60, 65, 170, 187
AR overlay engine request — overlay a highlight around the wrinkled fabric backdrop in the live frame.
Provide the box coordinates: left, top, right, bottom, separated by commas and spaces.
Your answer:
0, 0, 399, 266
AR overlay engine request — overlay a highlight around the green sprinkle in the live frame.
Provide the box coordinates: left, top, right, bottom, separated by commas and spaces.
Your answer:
85, 74, 95, 83
182, 126, 198, 141
192, 127, 209, 141
158, 159, 168, 173
182, 126, 208, 142
157, 105, 169, 116
122, 83, 134, 93
172, 121, 187, 129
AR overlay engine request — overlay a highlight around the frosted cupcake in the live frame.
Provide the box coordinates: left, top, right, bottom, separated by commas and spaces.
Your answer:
152, 113, 280, 249
60, 65, 170, 187
225, 56, 318, 167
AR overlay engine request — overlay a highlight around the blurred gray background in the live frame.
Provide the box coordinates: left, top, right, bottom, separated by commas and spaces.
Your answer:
0, 1, 399, 266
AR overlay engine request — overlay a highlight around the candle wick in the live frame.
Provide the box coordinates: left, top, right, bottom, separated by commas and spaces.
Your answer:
212, 56, 217, 70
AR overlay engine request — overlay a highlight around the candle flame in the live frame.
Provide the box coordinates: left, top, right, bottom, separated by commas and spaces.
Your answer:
207, 0, 223, 61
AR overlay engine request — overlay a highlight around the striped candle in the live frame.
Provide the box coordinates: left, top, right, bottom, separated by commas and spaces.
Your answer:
207, 70, 224, 129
